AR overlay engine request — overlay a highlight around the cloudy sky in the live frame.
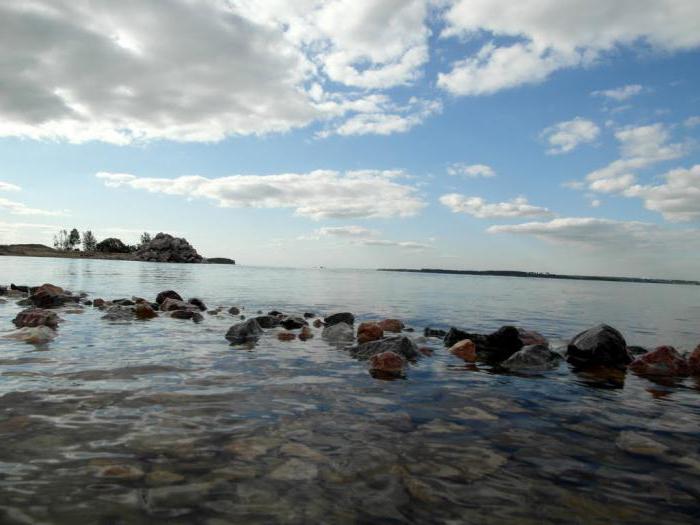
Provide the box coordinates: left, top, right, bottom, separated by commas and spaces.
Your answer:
1, 0, 699, 278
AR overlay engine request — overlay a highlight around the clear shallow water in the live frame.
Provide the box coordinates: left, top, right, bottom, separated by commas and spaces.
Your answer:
0, 256, 699, 524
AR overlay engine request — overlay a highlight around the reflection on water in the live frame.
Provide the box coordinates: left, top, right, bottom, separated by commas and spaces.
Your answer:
0, 256, 699, 524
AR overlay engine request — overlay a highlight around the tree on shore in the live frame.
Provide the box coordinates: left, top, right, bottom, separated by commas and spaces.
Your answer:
53, 229, 69, 251
82, 231, 97, 252
95, 237, 130, 253
140, 232, 152, 247
68, 228, 80, 250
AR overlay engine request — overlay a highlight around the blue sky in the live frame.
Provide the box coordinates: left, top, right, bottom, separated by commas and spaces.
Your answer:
0, 1, 699, 278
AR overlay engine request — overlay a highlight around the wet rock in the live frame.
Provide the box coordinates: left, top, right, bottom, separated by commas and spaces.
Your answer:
2, 326, 57, 344
28, 283, 66, 308
268, 310, 284, 317
16, 298, 32, 307
517, 328, 548, 346
160, 297, 190, 312
136, 233, 204, 263
101, 305, 134, 322
171, 310, 195, 320
299, 326, 313, 341
280, 316, 308, 330
95, 464, 144, 480
303, 312, 315, 319
269, 458, 318, 481
369, 351, 405, 376
324, 312, 355, 327
357, 322, 384, 344
279, 442, 326, 462
424, 327, 446, 338
321, 322, 354, 343
225, 319, 263, 344
156, 290, 182, 305
444, 327, 481, 348
113, 298, 135, 306
135, 302, 158, 320
277, 332, 296, 341
629, 346, 689, 377
146, 470, 185, 486
228, 306, 241, 316
144, 482, 218, 510
225, 438, 276, 460
192, 312, 203, 323
449, 339, 476, 361
689, 345, 700, 375
502, 344, 562, 371
352, 335, 419, 360
12, 308, 60, 329
253, 315, 279, 329
83, 300, 93, 306
378, 319, 403, 333
93, 298, 106, 308
10, 284, 29, 293
313, 319, 324, 328
616, 431, 669, 457
627, 345, 648, 356
567, 324, 631, 367
187, 298, 207, 311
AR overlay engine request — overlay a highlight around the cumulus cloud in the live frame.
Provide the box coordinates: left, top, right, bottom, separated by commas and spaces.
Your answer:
685, 116, 700, 128
97, 170, 426, 220
624, 164, 700, 222
0, 197, 64, 216
0, 182, 21, 192
447, 163, 496, 178
438, 1, 700, 96
440, 194, 553, 219
591, 84, 644, 101
488, 217, 700, 253
541, 117, 600, 154
585, 123, 687, 193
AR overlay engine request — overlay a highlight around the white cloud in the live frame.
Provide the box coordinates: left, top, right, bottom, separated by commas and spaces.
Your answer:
0, 197, 65, 217
624, 164, 700, 222
591, 84, 643, 101
447, 163, 496, 178
685, 116, 700, 128
97, 170, 426, 220
541, 117, 600, 154
585, 123, 687, 193
440, 194, 553, 219
0, 182, 21, 192
439, 1, 700, 96
360, 239, 429, 250
488, 217, 700, 252
317, 225, 377, 237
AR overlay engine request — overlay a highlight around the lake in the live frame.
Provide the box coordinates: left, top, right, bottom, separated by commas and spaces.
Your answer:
1, 256, 699, 524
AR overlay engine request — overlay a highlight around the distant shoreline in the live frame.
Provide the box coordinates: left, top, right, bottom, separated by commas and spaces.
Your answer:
378, 268, 700, 286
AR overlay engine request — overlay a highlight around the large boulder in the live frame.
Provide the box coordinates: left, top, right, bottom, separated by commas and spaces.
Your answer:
502, 344, 562, 371
225, 319, 263, 344
322, 322, 354, 343
155, 290, 182, 305
324, 312, 355, 327
12, 308, 61, 329
369, 351, 405, 377
567, 324, 631, 367
28, 283, 70, 309
629, 346, 689, 377
357, 322, 384, 344
351, 335, 419, 360
136, 233, 203, 263
160, 297, 190, 312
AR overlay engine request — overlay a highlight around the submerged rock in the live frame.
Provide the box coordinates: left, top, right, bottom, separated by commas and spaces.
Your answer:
277, 331, 296, 341
255, 315, 280, 329
3, 326, 57, 344
616, 431, 669, 457
449, 339, 476, 362
357, 322, 384, 344
225, 318, 263, 344
155, 290, 182, 305
369, 351, 405, 376
502, 344, 561, 371
188, 298, 207, 311
160, 297, 190, 312
424, 327, 447, 338
313, 319, 324, 328
324, 312, 355, 327
93, 298, 106, 309
101, 306, 134, 322
567, 324, 631, 367
228, 306, 241, 316
12, 308, 60, 329
629, 346, 689, 377
299, 326, 314, 341
280, 316, 307, 330
352, 335, 419, 360
322, 322, 354, 343
135, 302, 158, 320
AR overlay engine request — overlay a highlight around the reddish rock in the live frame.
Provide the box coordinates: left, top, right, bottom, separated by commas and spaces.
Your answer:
135, 303, 158, 320
160, 297, 190, 312
93, 298, 106, 308
278, 332, 296, 341
378, 319, 403, 333
12, 308, 60, 329
517, 328, 548, 347
155, 290, 182, 305
313, 319, 324, 328
450, 339, 477, 362
357, 322, 384, 344
299, 326, 314, 341
419, 346, 434, 356
689, 345, 700, 375
369, 351, 405, 374
629, 346, 689, 377
29, 283, 66, 308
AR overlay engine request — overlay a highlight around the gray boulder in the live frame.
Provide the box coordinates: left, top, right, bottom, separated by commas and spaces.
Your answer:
502, 344, 562, 371
351, 335, 419, 360
225, 319, 263, 344
322, 322, 354, 343
567, 324, 631, 367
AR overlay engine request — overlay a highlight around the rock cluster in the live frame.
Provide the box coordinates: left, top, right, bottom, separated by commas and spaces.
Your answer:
136, 233, 203, 263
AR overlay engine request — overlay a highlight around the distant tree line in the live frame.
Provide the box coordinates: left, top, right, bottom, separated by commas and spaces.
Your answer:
53, 229, 152, 253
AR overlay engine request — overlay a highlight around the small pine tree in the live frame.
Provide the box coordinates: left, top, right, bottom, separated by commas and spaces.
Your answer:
82, 231, 97, 252
68, 228, 81, 250
140, 232, 152, 247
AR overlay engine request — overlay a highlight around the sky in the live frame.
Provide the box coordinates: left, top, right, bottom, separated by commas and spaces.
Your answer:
0, 0, 699, 278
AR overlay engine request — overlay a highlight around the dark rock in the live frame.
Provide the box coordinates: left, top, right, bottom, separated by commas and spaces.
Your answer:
13, 308, 60, 329
83, 300, 93, 306
135, 303, 158, 320
299, 326, 313, 341
136, 233, 203, 263
629, 346, 689, 377
517, 328, 548, 347
313, 319, 324, 328
156, 290, 182, 305
567, 324, 631, 367
277, 332, 296, 341
228, 306, 241, 316
424, 327, 446, 338
325, 312, 355, 327
160, 297, 190, 312
268, 310, 284, 317
16, 298, 32, 307
171, 310, 194, 320
351, 335, 419, 360
10, 284, 30, 293
303, 312, 315, 319
206, 257, 235, 264
502, 344, 562, 371
627, 346, 648, 356
0, 285, 7, 295
225, 319, 263, 344
444, 325, 548, 362
254, 315, 280, 329
188, 298, 207, 311
113, 299, 135, 306
101, 306, 134, 322
192, 312, 203, 323
29, 283, 66, 308
280, 316, 307, 330
93, 298, 106, 308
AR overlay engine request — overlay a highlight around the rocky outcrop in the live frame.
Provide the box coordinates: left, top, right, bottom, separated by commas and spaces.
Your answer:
567, 324, 631, 368
136, 233, 203, 263
629, 346, 689, 377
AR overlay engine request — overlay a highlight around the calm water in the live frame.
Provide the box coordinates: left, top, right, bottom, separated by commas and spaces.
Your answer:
1, 256, 699, 524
